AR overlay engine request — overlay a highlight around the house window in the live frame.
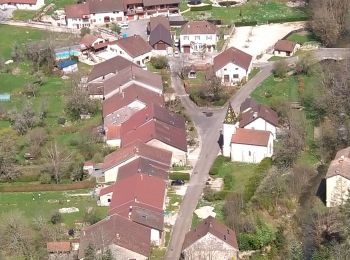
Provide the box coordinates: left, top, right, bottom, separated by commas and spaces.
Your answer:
195, 36, 200, 40
233, 74, 239, 78
235, 68, 238, 70
249, 151, 251, 156
107, 198, 111, 202
206, 35, 212, 40
120, 51, 123, 54
224, 68, 227, 71
183, 36, 189, 40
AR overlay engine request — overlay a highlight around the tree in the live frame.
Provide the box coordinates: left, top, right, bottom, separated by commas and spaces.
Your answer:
101, 249, 113, 260
45, 142, 72, 183
50, 212, 62, 224
150, 56, 168, 69
23, 82, 39, 97
273, 60, 288, 78
310, 0, 350, 46
65, 78, 98, 120
110, 23, 121, 34
81, 27, 91, 37
25, 42, 55, 73
84, 244, 96, 260
0, 211, 34, 258
206, 76, 223, 100
9, 102, 38, 135
11, 43, 22, 62
0, 129, 19, 181
26, 127, 47, 158
295, 52, 316, 76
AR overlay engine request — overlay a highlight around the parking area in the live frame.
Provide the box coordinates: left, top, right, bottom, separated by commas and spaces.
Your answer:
120, 18, 149, 40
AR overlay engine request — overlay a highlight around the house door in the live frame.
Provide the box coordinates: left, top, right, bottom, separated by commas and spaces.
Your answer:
104, 16, 110, 23
183, 46, 190, 53
224, 75, 229, 82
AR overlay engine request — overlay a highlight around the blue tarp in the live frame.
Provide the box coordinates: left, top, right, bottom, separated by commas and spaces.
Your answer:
57, 59, 77, 69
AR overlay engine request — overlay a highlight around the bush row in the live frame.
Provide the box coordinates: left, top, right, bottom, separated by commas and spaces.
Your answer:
169, 172, 190, 181
209, 155, 230, 176
190, 4, 212, 11
234, 16, 309, 27
203, 188, 230, 201
0, 180, 95, 192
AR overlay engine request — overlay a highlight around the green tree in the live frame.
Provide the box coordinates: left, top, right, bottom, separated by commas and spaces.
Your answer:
273, 60, 288, 78
80, 27, 91, 37
84, 244, 96, 260
102, 249, 113, 260
110, 23, 121, 34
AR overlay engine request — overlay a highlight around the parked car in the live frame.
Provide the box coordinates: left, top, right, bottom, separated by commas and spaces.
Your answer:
171, 179, 185, 186
120, 22, 129, 29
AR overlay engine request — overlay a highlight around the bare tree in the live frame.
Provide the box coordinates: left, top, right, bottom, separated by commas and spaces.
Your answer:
8, 102, 38, 135
45, 142, 72, 183
310, 0, 350, 46
273, 59, 288, 78
26, 127, 47, 158
0, 129, 19, 181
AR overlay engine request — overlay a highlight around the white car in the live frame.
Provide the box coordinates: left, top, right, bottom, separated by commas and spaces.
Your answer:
120, 22, 129, 29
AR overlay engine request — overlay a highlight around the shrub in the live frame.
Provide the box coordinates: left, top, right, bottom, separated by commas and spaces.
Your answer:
237, 222, 275, 250
223, 174, 234, 190
39, 173, 52, 184
203, 187, 229, 201
150, 56, 168, 69
169, 172, 190, 181
51, 212, 62, 224
273, 60, 288, 78
190, 4, 212, 11
84, 208, 101, 225
80, 27, 90, 37
209, 155, 229, 175
235, 20, 258, 27
57, 117, 66, 125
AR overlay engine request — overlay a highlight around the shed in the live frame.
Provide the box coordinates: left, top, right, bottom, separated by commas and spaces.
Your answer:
0, 93, 10, 102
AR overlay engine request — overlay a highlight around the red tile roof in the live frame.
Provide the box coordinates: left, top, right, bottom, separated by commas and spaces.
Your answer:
79, 214, 151, 258
121, 103, 185, 134
149, 24, 172, 47
181, 20, 217, 35
99, 184, 115, 196
103, 84, 164, 117
231, 128, 272, 147
0, 0, 37, 4
117, 157, 169, 181
274, 39, 296, 53
108, 174, 166, 214
64, 3, 89, 18
103, 65, 163, 97
143, 0, 179, 6
87, 56, 135, 82
239, 103, 278, 128
80, 34, 98, 48
112, 35, 152, 58
105, 124, 121, 140
122, 120, 187, 152
182, 216, 238, 251
47, 241, 71, 253
148, 16, 170, 31
213, 47, 252, 72
102, 141, 172, 171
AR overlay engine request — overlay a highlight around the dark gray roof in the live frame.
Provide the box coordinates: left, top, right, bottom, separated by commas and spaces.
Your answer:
149, 24, 172, 47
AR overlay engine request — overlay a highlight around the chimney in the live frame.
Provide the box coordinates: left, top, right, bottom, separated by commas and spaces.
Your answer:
116, 233, 120, 239
134, 196, 138, 202
339, 155, 345, 163
253, 112, 258, 118
140, 173, 143, 180
128, 211, 132, 219
122, 91, 125, 98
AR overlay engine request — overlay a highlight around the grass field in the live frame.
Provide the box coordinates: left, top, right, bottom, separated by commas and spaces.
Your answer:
12, 10, 37, 21
287, 31, 318, 44
0, 189, 107, 227
183, 1, 308, 24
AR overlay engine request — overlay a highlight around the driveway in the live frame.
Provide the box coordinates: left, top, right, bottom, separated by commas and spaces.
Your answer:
120, 18, 149, 40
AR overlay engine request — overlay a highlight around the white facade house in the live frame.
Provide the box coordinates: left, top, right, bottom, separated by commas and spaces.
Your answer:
0, 0, 44, 10
213, 47, 253, 84
107, 35, 153, 68
273, 39, 300, 57
180, 21, 218, 53
182, 216, 239, 260
326, 147, 350, 207
230, 129, 274, 164
243, 117, 277, 140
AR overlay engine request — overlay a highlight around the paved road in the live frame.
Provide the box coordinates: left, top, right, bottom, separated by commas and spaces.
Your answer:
165, 48, 350, 260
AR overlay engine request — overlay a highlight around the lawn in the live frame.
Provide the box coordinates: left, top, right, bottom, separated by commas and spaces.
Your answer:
12, 10, 37, 21
183, 1, 308, 24
287, 31, 319, 44
186, 71, 205, 85
248, 68, 260, 80
0, 189, 107, 227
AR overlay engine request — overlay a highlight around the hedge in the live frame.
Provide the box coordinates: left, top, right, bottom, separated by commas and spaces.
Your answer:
169, 172, 190, 181
209, 155, 230, 175
0, 180, 95, 192
190, 4, 212, 11
234, 21, 258, 27
234, 16, 309, 27
203, 188, 230, 202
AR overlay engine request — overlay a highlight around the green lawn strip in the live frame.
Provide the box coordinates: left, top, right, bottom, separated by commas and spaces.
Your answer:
248, 68, 261, 80
166, 189, 182, 213
287, 32, 318, 45
150, 247, 166, 260
183, 1, 307, 24
187, 71, 205, 85
12, 10, 37, 21
268, 56, 288, 61
0, 189, 107, 227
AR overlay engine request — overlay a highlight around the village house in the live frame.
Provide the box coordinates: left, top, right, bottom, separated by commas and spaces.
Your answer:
239, 98, 279, 139
80, 34, 109, 52
181, 216, 239, 260
326, 147, 350, 207
103, 65, 163, 99
86, 56, 135, 99
180, 20, 218, 54
148, 16, 172, 53
212, 47, 253, 84
103, 85, 164, 146
222, 102, 275, 163
273, 39, 300, 57
120, 103, 187, 165
64, 0, 124, 29
79, 214, 152, 259
101, 141, 172, 183
99, 173, 166, 245
107, 35, 153, 67
0, 0, 44, 10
